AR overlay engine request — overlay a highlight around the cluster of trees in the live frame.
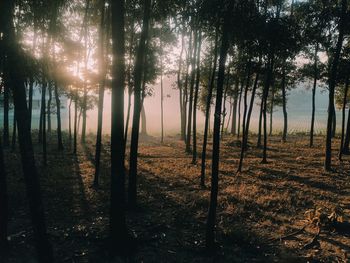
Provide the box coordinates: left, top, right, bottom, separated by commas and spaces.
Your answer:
1, 0, 350, 261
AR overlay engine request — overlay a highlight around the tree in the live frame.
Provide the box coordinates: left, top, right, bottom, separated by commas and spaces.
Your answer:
128, 0, 152, 207
206, 7, 230, 251
1, 0, 54, 261
324, 0, 347, 171
110, 0, 129, 254
94, 0, 108, 187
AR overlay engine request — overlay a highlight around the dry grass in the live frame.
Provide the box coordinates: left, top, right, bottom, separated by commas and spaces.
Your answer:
3, 133, 350, 262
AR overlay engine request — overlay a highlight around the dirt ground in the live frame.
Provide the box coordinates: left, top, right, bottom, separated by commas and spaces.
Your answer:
3, 133, 350, 262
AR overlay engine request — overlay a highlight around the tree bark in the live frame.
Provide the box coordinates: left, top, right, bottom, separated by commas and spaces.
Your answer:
257, 95, 263, 147
310, 43, 318, 147
47, 82, 52, 133
185, 30, 196, 153
140, 104, 147, 135
11, 112, 16, 151
200, 28, 218, 187
94, 0, 106, 187
3, 81, 9, 147
206, 16, 230, 251
231, 77, 239, 135
282, 68, 288, 142
192, 31, 202, 164
54, 82, 63, 150
325, 0, 346, 171
110, 0, 129, 254
339, 77, 349, 160
2, 1, 53, 260
128, 0, 152, 208
81, 0, 90, 143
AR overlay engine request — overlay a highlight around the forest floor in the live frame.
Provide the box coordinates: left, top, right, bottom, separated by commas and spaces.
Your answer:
3, 133, 350, 262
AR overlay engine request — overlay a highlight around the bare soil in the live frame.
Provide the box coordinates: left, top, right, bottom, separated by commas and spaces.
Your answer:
3, 134, 350, 262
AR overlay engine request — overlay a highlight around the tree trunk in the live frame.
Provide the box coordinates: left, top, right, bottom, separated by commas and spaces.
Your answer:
124, 12, 135, 153
282, 68, 288, 142
238, 59, 259, 173
231, 78, 239, 135
206, 17, 230, 251
192, 31, 202, 164
200, 28, 218, 187
28, 27, 37, 132
343, 106, 350, 154
128, 0, 152, 208
110, 0, 129, 253
140, 104, 147, 135
257, 95, 263, 147
38, 86, 44, 144
2, 0, 53, 259
11, 112, 16, 151
310, 42, 318, 147
269, 86, 274, 136
73, 95, 78, 154
3, 82, 9, 147
47, 82, 52, 133
221, 68, 230, 137
262, 54, 275, 163
178, 30, 185, 140
339, 77, 349, 160
332, 104, 336, 138
161, 62, 164, 143
68, 99, 72, 145
81, 0, 90, 143
185, 31, 196, 153
54, 82, 63, 150
94, 0, 106, 187
325, 0, 346, 171
41, 81, 47, 166
237, 80, 244, 139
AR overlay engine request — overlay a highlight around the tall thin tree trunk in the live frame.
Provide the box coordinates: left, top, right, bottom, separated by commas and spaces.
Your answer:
140, 104, 147, 135
178, 30, 185, 140
2, 0, 53, 259
128, 0, 151, 208
231, 78, 239, 135
237, 58, 255, 173
81, 0, 90, 143
343, 106, 350, 154
192, 31, 202, 164
257, 95, 263, 147
237, 80, 243, 138
94, 0, 106, 187
221, 68, 230, 137
262, 54, 275, 163
185, 31, 196, 153
3, 82, 9, 147
339, 77, 349, 160
281, 68, 288, 142
54, 82, 63, 150
124, 13, 135, 152
42, 81, 47, 166
47, 82, 52, 133
160, 54, 164, 143
28, 27, 37, 132
68, 99, 72, 145
73, 95, 78, 154
200, 28, 218, 187
325, 0, 346, 171
269, 86, 274, 136
11, 112, 16, 151
206, 17, 230, 251
310, 43, 318, 147
110, 0, 129, 253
